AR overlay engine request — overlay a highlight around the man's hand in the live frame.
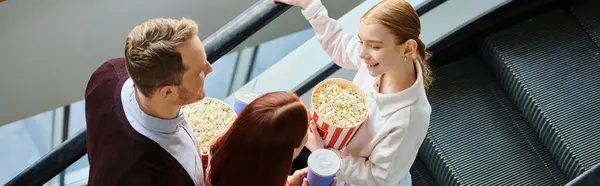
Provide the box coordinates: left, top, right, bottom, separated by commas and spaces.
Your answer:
287, 168, 308, 186
273, 0, 313, 10
305, 121, 325, 152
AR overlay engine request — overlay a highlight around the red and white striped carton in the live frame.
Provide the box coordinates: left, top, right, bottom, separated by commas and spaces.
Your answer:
310, 78, 368, 150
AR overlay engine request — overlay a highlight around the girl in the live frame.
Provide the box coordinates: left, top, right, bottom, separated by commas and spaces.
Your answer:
206, 91, 310, 186
274, 0, 432, 185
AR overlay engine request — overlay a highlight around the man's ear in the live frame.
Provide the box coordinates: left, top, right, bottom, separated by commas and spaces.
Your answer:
404, 39, 418, 57
157, 86, 177, 100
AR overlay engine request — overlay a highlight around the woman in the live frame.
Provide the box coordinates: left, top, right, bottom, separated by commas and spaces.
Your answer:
206, 91, 310, 186
274, 0, 432, 185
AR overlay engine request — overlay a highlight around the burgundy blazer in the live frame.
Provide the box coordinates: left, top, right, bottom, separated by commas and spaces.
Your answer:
85, 58, 194, 186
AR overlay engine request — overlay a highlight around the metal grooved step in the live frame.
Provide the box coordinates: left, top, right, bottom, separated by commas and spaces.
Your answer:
410, 157, 438, 186
419, 57, 567, 185
479, 8, 600, 179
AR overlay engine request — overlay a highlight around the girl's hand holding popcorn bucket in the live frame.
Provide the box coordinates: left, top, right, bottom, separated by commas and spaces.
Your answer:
304, 78, 368, 186
307, 78, 368, 151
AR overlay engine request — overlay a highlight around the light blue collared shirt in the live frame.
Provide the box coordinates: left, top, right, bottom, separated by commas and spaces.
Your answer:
121, 78, 204, 186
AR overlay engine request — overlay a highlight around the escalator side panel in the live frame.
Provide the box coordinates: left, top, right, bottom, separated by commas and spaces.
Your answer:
419, 57, 567, 185
479, 9, 600, 179
570, 0, 600, 48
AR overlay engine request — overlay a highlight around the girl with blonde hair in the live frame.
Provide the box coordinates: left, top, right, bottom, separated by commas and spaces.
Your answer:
274, 0, 433, 185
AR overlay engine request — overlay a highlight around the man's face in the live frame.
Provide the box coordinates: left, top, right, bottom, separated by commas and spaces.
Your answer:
176, 36, 213, 105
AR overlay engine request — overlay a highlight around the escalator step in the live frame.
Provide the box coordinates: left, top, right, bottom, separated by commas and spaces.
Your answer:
419, 57, 567, 185
570, 0, 600, 48
479, 9, 600, 179
410, 157, 438, 186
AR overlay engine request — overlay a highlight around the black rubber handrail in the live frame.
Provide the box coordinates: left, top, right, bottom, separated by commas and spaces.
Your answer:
5, 1, 291, 185
204, 0, 292, 63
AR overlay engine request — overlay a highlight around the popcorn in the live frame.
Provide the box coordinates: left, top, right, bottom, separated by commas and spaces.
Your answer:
181, 98, 236, 154
312, 82, 368, 128
310, 78, 368, 150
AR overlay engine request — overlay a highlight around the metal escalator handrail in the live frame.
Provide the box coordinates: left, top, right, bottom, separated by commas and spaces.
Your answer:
5, 1, 291, 185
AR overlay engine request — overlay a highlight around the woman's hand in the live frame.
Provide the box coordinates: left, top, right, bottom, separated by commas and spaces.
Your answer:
273, 0, 313, 10
287, 168, 308, 186
305, 120, 325, 152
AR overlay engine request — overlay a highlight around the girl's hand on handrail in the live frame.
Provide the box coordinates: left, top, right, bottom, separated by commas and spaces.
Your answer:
273, 0, 313, 10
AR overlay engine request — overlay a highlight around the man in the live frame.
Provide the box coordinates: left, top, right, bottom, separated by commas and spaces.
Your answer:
85, 18, 212, 186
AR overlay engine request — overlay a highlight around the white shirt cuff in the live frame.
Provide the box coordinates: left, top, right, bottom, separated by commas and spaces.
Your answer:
301, 0, 324, 20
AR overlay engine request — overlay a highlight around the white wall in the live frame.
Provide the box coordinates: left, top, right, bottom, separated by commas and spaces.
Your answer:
0, 0, 361, 125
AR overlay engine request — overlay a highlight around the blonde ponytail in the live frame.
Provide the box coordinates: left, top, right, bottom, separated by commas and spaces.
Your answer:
415, 39, 433, 90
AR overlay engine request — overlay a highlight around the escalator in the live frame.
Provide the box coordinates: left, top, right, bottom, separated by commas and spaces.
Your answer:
419, 57, 567, 185
406, 0, 600, 185
480, 5, 600, 180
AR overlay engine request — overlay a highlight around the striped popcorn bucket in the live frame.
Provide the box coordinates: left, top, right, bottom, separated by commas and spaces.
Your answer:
310, 78, 368, 150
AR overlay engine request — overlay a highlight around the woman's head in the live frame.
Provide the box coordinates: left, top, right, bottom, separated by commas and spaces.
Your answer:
359, 0, 432, 89
207, 91, 309, 186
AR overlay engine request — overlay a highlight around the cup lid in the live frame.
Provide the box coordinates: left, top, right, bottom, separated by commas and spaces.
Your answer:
308, 149, 341, 176
234, 91, 259, 103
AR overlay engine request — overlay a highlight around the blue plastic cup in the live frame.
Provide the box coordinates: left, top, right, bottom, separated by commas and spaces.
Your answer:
233, 91, 259, 115
307, 149, 341, 186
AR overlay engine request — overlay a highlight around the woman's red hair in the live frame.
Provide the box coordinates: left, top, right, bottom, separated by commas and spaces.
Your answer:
206, 91, 309, 186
